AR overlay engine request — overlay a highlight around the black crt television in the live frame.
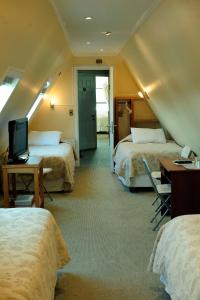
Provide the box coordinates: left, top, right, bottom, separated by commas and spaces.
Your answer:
8, 117, 29, 163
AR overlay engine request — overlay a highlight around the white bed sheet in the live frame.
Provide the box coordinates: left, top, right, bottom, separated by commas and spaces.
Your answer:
29, 142, 75, 191
113, 136, 181, 187
0, 208, 70, 300
148, 215, 200, 300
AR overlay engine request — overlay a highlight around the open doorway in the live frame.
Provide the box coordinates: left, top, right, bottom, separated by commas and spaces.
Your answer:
77, 70, 109, 156
96, 76, 109, 135
74, 66, 114, 169
95, 75, 109, 166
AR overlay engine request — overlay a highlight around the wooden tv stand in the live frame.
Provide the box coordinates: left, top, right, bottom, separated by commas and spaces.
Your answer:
2, 156, 44, 208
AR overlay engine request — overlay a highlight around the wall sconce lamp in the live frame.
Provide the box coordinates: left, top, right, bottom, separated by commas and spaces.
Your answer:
138, 90, 149, 100
50, 96, 56, 109
138, 91, 144, 98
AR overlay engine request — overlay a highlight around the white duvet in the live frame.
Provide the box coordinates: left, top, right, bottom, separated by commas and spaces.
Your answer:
149, 215, 200, 300
29, 142, 75, 190
0, 208, 70, 300
113, 136, 181, 186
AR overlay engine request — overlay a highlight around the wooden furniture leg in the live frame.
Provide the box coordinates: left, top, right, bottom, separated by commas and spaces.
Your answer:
2, 169, 9, 208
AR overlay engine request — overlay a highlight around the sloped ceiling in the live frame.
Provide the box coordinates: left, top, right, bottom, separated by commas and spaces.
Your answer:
121, 0, 200, 154
0, 0, 72, 152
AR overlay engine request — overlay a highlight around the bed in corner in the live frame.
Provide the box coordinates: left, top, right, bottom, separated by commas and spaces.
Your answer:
29, 141, 76, 192
17, 131, 77, 192
0, 207, 70, 300
113, 128, 182, 190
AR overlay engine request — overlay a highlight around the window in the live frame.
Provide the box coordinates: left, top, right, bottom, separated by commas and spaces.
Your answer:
0, 68, 22, 112
96, 76, 109, 103
26, 80, 51, 120
96, 76, 109, 114
96, 76, 109, 132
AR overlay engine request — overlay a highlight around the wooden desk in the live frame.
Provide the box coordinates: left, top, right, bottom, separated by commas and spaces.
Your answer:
159, 158, 200, 218
2, 156, 44, 208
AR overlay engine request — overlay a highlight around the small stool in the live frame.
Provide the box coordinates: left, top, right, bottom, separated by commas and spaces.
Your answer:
43, 168, 54, 202
20, 168, 54, 202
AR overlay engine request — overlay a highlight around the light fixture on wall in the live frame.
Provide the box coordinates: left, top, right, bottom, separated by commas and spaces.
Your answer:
138, 90, 150, 100
138, 91, 144, 98
50, 96, 56, 109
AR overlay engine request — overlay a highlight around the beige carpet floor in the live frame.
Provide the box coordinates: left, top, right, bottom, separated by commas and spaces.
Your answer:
45, 135, 170, 300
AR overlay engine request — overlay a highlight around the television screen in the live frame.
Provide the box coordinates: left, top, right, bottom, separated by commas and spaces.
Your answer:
8, 117, 28, 163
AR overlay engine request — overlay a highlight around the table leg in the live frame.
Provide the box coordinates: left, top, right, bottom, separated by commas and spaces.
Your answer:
39, 166, 44, 208
2, 169, 9, 208
34, 169, 39, 207
11, 173, 17, 197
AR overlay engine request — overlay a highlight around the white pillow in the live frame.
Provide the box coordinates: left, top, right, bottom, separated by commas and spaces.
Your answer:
28, 131, 62, 146
131, 128, 166, 144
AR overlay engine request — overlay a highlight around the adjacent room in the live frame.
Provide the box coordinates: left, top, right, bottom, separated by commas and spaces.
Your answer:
1, 1, 200, 299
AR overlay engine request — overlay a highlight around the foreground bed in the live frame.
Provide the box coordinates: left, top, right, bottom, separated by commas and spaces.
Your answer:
113, 134, 181, 189
149, 215, 200, 300
0, 208, 70, 300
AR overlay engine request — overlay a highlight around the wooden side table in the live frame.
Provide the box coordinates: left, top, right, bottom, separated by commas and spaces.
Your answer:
2, 156, 44, 208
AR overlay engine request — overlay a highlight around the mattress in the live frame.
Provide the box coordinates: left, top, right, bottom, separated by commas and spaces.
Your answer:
113, 135, 182, 187
0, 208, 70, 300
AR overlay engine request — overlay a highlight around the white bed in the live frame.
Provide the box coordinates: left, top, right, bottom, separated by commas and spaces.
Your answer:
0, 207, 70, 300
148, 214, 200, 300
113, 134, 182, 188
28, 142, 76, 192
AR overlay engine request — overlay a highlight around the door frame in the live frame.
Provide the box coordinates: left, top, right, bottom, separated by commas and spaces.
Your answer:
74, 65, 114, 166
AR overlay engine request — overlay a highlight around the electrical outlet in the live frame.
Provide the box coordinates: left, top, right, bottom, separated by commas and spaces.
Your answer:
69, 109, 73, 116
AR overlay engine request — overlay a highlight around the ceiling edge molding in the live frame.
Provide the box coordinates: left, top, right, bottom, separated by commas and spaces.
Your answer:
131, 0, 162, 35
48, 0, 75, 55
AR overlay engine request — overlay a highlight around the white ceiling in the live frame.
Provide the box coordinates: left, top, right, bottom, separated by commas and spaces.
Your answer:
50, 0, 161, 56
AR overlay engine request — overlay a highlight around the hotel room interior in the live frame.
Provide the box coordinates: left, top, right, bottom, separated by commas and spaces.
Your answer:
0, 1, 200, 299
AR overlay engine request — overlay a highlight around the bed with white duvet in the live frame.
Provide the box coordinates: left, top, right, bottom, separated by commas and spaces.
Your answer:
113, 128, 182, 189
26, 131, 76, 192
29, 142, 76, 192
148, 214, 200, 300
0, 208, 70, 300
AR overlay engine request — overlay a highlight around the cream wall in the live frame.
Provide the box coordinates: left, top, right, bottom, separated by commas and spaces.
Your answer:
72, 56, 156, 122
0, 0, 72, 152
72, 55, 139, 97
29, 48, 74, 138
0, 0, 158, 152
122, 0, 200, 154
29, 53, 157, 141
31, 54, 146, 140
